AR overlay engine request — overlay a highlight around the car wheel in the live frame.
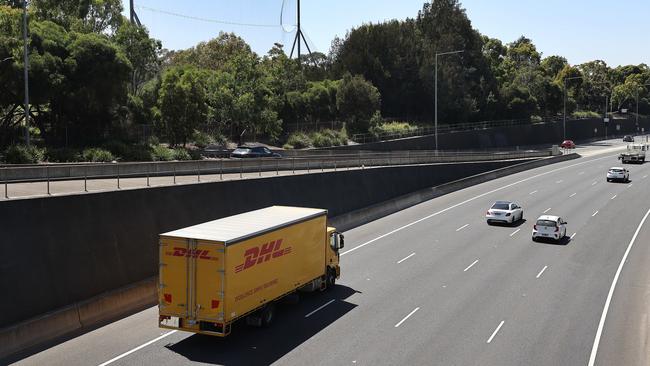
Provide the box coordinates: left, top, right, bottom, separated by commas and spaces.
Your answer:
532, 236, 537, 242
606, 178, 610, 182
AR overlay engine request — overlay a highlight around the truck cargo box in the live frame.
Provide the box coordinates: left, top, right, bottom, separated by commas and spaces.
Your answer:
158, 206, 342, 336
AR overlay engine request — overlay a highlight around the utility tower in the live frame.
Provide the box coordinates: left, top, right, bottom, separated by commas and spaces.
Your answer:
129, 0, 141, 26
288, 0, 313, 64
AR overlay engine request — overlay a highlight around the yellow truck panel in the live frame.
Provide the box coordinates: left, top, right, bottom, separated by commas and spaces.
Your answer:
158, 206, 343, 336
224, 215, 326, 322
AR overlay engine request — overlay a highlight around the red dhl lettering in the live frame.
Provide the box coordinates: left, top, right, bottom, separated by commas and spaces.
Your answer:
234, 239, 290, 273
165, 247, 218, 261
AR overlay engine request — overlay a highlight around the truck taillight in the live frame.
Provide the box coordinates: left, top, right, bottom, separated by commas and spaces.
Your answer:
211, 300, 220, 309
164, 293, 172, 303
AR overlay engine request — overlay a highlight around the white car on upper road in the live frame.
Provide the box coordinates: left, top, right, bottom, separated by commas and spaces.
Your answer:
606, 167, 629, 182
532, 215, 567, 243
486, 201, 523, 225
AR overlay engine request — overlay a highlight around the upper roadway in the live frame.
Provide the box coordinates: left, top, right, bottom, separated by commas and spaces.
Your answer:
9, 138, 650, 366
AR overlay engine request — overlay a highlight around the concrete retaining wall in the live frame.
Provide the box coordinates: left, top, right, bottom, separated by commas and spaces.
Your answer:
332, 117, 650, 151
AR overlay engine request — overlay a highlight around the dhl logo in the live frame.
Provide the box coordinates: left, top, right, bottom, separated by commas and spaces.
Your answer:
166, 247, 218, 261
235, 239, 291, 273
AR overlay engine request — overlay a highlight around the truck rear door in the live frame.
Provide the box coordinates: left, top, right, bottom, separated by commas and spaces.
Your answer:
159, 237, 225, 322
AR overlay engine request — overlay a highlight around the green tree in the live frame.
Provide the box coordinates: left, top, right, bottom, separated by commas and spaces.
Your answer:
336, 74, 380, 133
158, 66, 208, 146
32, 0, 123, 34
113, 21, 161, 93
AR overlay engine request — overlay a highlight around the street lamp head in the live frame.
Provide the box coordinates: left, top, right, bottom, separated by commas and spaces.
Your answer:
0, 56, 14, 63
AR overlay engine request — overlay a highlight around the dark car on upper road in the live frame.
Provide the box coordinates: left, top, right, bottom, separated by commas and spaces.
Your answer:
230, 146, 282, 158
201, 144, 230, 158
623, 135, 634, 142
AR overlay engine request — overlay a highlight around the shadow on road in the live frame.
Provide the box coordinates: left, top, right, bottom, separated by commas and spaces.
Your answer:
534, 235, 571, 246
165, 284, 359, 365
488, 218, 527, 228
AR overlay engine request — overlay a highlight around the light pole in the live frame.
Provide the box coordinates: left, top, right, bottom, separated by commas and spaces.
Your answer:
563, 76, 583, 140
435, 50, 464, 150
636, 83, 650, 132
22, 0, 30, 146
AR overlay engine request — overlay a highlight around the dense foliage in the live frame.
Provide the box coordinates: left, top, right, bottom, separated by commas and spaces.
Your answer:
1, 0, 649, 160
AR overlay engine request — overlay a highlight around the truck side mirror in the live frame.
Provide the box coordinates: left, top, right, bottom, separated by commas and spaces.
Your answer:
338, 234, 345, 249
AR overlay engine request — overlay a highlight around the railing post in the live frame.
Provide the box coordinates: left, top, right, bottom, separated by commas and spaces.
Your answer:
46, 165, 51, 196
258, 158, 262, 177
358, 151, 361, 169
147, 163, 150, 187
334, 159, 337, 172
84, 165, 88, 192
292, 158, 295, 174
321, 159, 324, 172
173, 162, 176, 184
240, 159, 243, 179
307, 160, 310, 173
3, 167, 8, 199
117, 163, 120, 189
197, 161, 201, 182
276, 159, 279, 175
220, 159, 223, 180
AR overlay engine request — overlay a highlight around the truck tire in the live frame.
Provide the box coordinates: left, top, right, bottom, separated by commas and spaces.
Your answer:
326, 268, 336, 289
261, 303, 276, 327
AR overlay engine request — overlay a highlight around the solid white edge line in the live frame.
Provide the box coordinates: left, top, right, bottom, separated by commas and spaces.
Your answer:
464, 259, 479, 272
395, 307, 420, 328
305, 299, 335, 318
487, 320, 505, 343
536, 265, 548, 279
592, 181, 597, 186
611, 195, 617, 200
529, 190, 538, 195
97, 330, 178, 366
570, 193, 577, 197
587, 207, 650, 366
340, 154, 616, 257
570, 232, 577, 239
510, 228, 521, 237
456, 224, 469, 232
543, 207, 552, 213
397, 252, 416, 264
592, 211, 599, 217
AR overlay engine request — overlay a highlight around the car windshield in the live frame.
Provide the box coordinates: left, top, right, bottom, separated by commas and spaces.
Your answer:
536, 220, 557, 227
609, 169, 622, 173
491, 203, 510, 210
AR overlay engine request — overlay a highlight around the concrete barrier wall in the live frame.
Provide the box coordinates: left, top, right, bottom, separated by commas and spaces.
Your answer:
1, 158, 538, 329
331, 117, 650, 151
1, 150, 550, 182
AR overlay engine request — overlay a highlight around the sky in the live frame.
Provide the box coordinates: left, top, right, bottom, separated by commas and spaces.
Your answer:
122, 0, 649, 67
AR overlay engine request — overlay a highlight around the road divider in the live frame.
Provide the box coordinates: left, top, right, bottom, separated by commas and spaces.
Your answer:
536, 266, 548, 279
395, 307, 420, 328
464, 260, 479, 272
487, 321, 505, 344
397, 253, 416, 264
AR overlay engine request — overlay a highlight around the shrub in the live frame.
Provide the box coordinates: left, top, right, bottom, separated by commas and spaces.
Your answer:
311, 129, 348, 147
369, 121, 417, 138
286, 132, 312, 149
46, 148, 81, 162
530, 115, 543, 123
282, 143, 294, 149
192, 130, 214, 149
572, 111, 601, 119
81, 148, 115, 162
3, 145, 46, 164
173, 148, 192, 161
151, 145, 174, 161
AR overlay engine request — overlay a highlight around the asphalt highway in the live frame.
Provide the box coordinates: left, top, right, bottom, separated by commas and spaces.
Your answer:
11, 138, 650, 366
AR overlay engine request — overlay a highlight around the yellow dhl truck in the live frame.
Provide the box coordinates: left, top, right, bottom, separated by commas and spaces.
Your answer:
158, 206, 344, 336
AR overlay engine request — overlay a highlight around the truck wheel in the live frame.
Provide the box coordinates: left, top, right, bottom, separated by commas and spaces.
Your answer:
261, 303, 276, 327
326, 268, 336, 289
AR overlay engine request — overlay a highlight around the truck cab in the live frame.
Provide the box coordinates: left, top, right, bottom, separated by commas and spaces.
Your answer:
326, 227, 344, 285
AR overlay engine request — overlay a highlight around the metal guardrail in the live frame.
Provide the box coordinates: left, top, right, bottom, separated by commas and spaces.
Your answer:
350, 116, 610, 144
0, 149, 552, 200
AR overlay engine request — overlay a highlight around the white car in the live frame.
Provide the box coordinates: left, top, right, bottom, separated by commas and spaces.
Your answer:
606, 167, 629, 182
486, 201, 523, 225
532, 215, 567, 242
